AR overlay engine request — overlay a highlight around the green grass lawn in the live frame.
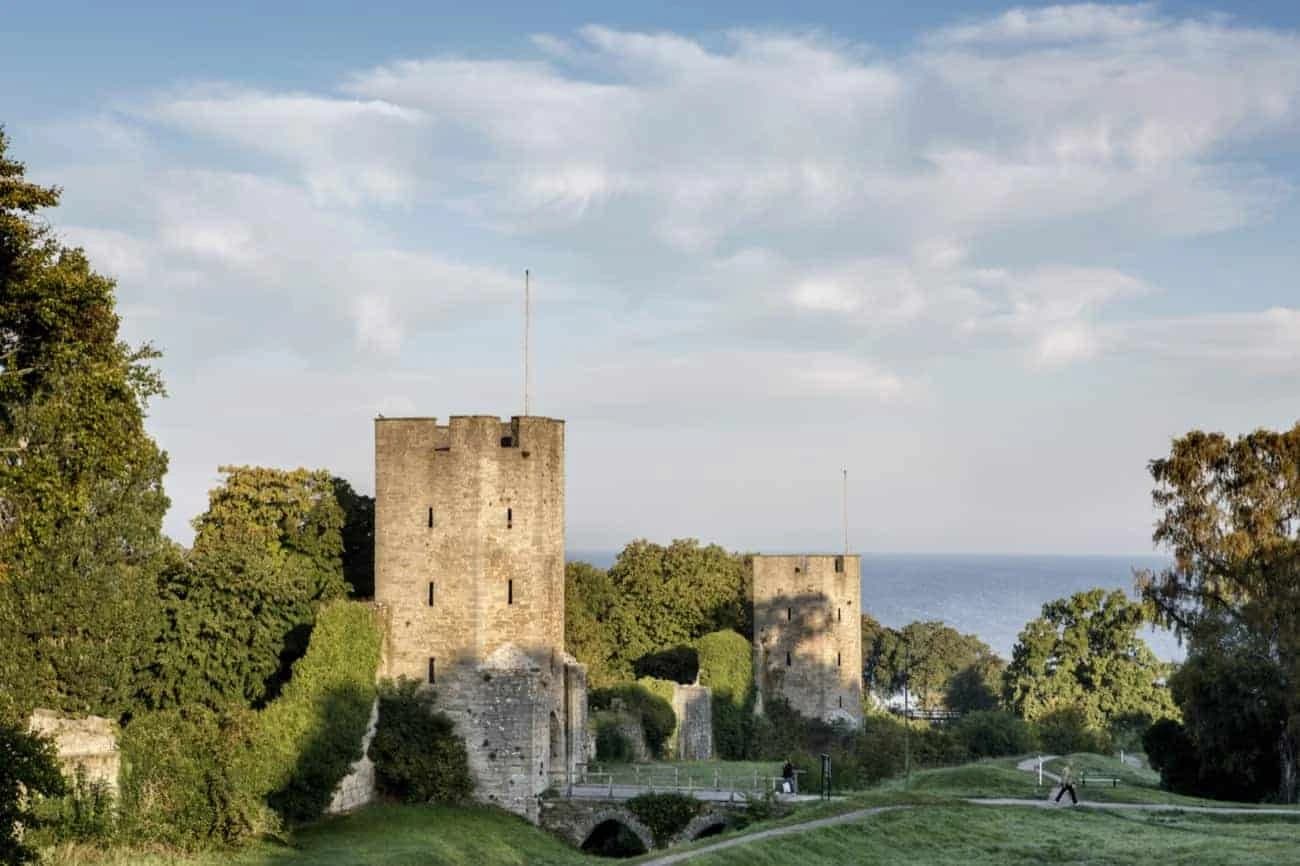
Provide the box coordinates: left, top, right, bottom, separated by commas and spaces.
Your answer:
40, 805, 597, 866
686, 804, 1300, 866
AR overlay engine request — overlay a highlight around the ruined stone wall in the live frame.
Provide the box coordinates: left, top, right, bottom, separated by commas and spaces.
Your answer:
670, 684, 714, 761
28, 710, 119, 791
327, 699, 379, 814
751, 555, 862, 727
374, 414, 583, 820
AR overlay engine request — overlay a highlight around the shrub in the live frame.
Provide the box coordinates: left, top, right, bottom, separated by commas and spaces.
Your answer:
1034, 706, 1112, 755
1143, 718, 1200, 794
245, 600, 382, 824
626, 792, 702, 847
368, 678, 472, 804
33, 766, 116, 843
590, 682, 676, 759
1, 719, 66, 865
594, 717, 635, 763
952, 710, 1036, 759
118, 706, 266, 848
695, 630, 754, 759
633, 646, 699, 684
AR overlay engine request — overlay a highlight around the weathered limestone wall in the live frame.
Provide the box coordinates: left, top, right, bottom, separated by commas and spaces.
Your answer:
670, 684, 714, 761
374, 415, 585, 821
588, 710, 651, 762
29, 710, 120, 791
751, 554, 863, 727
327, 699, 379, 814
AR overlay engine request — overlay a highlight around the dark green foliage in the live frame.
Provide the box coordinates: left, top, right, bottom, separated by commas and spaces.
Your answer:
633, 646, 699, 684
1004, 589, 1177, 731
625, 793, 702, 847
951, 710, 1036, 759
862, 615, 1002, 712
32, 765, 116, 843
150, 466, 349, 709
118, 706, 265, 847
1, 718, 66, 865
594, 717, 635, 763
589, 683, 676, 758
247, 601, 382, 824
1142, 425, 1300, 802
1034, 706, 1113, 755
695, 629, 755, 759
333, 478, 374, 599
566, 541, 750, 687
369, 679, 472, 804
0, 130, 169, 719
1144, 718, 1201, 794
1164, 620, 1285, 802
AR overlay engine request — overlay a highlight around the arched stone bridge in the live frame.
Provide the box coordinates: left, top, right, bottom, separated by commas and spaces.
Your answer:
539, 798, 736, 854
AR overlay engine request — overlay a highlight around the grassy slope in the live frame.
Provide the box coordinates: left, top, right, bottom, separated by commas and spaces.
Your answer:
687, 805, 1300, 866
40, 805, 596, 866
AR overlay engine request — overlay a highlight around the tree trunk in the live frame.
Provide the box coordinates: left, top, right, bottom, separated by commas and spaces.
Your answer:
1278, 727, 1298, 804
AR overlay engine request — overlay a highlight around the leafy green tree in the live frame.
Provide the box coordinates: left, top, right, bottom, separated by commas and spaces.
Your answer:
945, 652, 1006, 714
332, 477, 374, 599
1141, 425, 1300, 802
1, 718, 66, 865
0, 129, 169, 718
368, 679, 472, 805
1003, 589, 1177, 733
863, 617, 1000, 711
566, 540, 749, 685
150, 466, 348, 709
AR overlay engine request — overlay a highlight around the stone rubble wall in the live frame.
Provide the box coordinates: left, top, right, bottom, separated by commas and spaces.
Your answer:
671, 684, 714, 761
326, 699, 379, 814
28, 709, 120, 792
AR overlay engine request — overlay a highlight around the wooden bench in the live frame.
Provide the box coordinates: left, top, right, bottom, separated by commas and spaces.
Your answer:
1081, 775, 1121, 788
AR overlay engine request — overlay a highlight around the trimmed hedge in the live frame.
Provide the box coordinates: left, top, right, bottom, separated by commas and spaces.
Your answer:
626, 792, 703, 847
695, 629, 753, 759
590, 682, 677, 759
633, 646, 699, 684
368, 678, 472, 804
246, 600, 383, 823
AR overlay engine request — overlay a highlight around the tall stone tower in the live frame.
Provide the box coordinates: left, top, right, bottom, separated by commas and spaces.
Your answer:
751, 554, 863, 728
374, 415, 586, 821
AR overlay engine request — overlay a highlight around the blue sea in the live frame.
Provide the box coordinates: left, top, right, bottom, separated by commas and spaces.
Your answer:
566, 551, 1181, 662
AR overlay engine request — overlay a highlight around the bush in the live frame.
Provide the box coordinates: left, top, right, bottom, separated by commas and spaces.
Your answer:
626, 792, 702, 847
245, 600, 382, 824
695, 630, 754, 759
952, 710, 1036, 759
594, 717, 635, 763
1144, 718, 1200, 794
118, 706, 266, 848
590, 682, 677, 759
33, 765, 116, 843
633, 646, 699, 684
1034, 706, 1112, 755
1, 719, 66, 865
368, 678, 472, 804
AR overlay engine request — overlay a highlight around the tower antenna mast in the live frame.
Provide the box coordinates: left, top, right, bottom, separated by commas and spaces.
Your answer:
842, 468, 848, 555
523, 269, 531, 417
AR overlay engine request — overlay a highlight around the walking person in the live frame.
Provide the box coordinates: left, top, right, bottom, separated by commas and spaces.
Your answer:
781, 759, 796, 794
1055, 763, 1078, 805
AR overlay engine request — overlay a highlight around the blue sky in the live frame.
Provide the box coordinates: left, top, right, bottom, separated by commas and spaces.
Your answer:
3, 2, 1299, 555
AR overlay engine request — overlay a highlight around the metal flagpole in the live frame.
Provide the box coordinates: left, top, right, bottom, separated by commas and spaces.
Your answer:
523, 269, 531, 417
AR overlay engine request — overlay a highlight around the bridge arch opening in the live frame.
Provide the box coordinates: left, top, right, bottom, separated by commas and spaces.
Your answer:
692, 821, 725, 841
580, 819, 649, 858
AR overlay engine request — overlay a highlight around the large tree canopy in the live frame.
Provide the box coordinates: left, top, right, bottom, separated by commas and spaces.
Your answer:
150, 466, 348, 709
862, 616, 1002, 712
1003, 588, 1176, 732
566, 539, 749, 686
1141, 425, 1300, 802
0, 129, 169, 718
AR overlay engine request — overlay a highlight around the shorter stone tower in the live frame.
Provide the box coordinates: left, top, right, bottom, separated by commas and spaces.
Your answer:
374, 415, 586, 821
751, 554, 863, 727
